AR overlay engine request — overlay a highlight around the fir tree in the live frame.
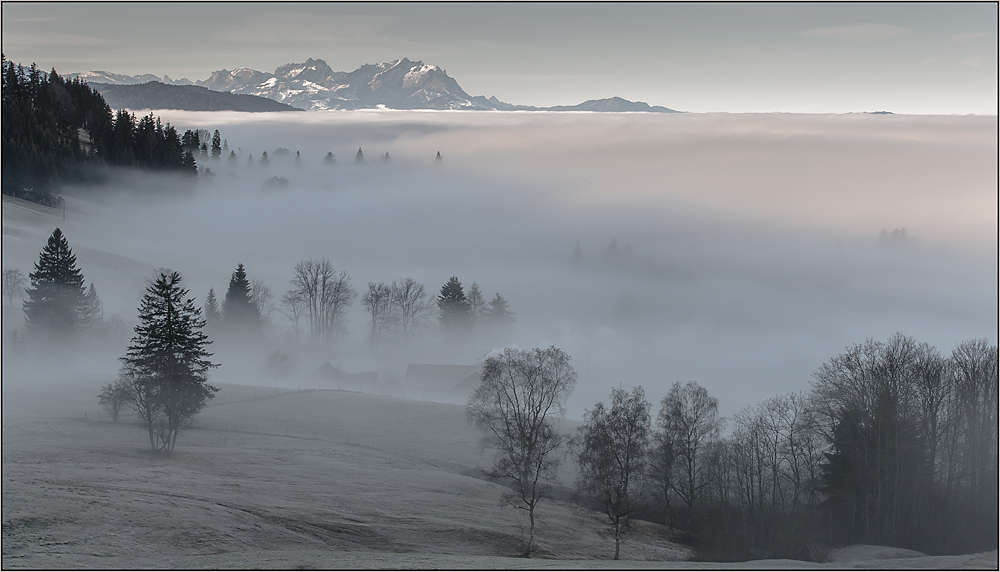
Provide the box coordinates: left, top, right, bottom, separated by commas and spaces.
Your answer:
203, 287, 221, 326
484, 293, 516, 330
467, 282, 485, 329
83, 283, 103, 329
437, 276, 471, 336
221, 263, 261, 337
121, 270, 218, 453
211, 130, 222, 158
23, 228, 88, 339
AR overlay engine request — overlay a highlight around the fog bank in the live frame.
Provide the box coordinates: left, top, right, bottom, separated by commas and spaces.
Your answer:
3, 111, 995, 418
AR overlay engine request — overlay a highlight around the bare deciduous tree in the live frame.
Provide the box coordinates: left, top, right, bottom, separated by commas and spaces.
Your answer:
362, 281, 395, 355
576, 386, 652, 560
3, 267, 26, 307
289, 258, 356, 349
467, 346, 576, 557
390, 277, 432, 354
250, 278, 275, 327
658, 381, 723, 528
280, 289, 306, 342
98, 375, 135, 422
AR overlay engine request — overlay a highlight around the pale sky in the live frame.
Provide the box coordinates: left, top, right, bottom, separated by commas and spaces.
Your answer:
1, 2, 997, 114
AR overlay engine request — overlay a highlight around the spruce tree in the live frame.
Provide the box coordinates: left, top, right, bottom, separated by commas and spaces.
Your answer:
83, 283, 103, 329
211, 130, 222, 158
122, 270, 217, 453
484, 293, 516, 330
23, 228, 88, 339
203, 287, 221, 326
467, 282, 485, 329
437, 275, 471, 336
221, 263, 261, 337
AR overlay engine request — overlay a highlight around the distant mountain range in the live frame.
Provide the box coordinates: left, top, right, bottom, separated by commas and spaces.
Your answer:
67, 58, 680, 113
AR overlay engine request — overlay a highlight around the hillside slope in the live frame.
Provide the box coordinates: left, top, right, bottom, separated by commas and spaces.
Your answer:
89, 81, 303, 112
1, 377, 691, 568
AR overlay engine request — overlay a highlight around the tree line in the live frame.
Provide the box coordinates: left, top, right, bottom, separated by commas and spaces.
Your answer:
2, 56, 196, 206
467, 336, 997, 561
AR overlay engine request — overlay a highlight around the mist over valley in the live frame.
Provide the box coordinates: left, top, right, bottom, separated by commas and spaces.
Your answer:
2, 8, 997, 561
4, 110, 995, 418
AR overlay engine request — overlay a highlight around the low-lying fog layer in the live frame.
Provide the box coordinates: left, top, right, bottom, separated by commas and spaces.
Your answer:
2, 111, 996, 418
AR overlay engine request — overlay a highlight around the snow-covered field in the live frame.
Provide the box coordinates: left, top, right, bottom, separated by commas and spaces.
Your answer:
3, 376, 996, 569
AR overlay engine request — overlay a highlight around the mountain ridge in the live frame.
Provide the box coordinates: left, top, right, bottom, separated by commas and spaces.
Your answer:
68, 58, 680, 113
88, 81, 303, 112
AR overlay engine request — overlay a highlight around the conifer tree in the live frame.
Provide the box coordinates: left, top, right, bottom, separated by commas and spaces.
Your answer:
203, 287, 221, 326
121, 271, 217, 453
484, 292, 516, 330
211, 130, 222, 158
221, 263, 261, 337
83, 283, 103, 329
23, 228, 88, 339
437, 275, 471, 336
467, 282, 485, 328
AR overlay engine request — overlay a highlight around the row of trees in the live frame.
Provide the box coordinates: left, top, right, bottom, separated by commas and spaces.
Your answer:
467, 335, 997, 561
268, 264, 516, 355
5, 232, 519, 361
2, 57, 195, 205
437, 276, 516, 342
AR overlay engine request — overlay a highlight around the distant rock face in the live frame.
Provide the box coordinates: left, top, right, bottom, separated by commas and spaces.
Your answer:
196, 58, 493, 111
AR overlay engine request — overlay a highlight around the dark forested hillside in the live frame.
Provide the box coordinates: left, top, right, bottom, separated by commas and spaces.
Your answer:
1, 56, 195, 206
90, 81, 303, 112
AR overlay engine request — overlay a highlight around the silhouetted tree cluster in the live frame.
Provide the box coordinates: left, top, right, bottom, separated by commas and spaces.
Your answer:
437, 276, 515, 343
566, 333, 996, 562
284, 258, 356, 350
202, 264, 269, 345
2, 57, 194, 206
361, 278, 435, 355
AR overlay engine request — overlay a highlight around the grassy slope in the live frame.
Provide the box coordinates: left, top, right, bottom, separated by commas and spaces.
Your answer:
2, 377, 690, 568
